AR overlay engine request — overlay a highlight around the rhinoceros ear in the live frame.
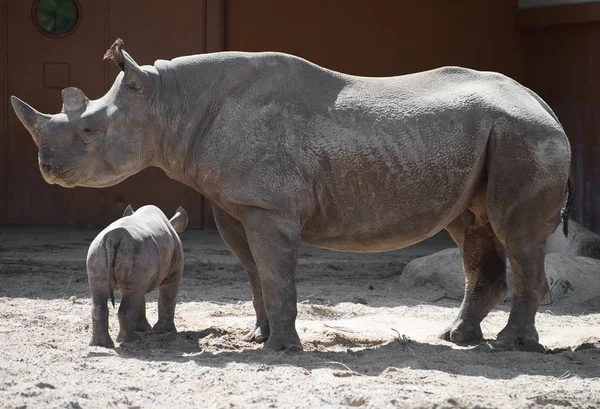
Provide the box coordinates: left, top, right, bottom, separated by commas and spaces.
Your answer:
123, 204, 134, 217
121, 51, 153, 92
169, 206, 188, 233
61, 87, 89, 113
104, 38, 153, 93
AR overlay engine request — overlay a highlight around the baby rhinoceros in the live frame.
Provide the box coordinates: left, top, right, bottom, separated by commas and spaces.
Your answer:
87, 204, 188, 347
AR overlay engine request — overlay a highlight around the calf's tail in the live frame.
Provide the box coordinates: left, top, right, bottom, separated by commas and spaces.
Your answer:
104, 237, 119, 308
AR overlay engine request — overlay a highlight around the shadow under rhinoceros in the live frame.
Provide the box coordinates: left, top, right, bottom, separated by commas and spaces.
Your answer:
109, 329, 600, 381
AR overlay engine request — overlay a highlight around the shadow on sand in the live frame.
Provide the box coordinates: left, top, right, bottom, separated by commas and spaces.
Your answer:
103, 328, 600, 381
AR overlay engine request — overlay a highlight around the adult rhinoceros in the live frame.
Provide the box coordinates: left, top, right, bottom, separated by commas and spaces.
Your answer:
11, 39, 571, 352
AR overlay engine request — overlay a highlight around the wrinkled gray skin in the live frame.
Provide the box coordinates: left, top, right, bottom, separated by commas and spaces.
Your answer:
86, 204, 188, 347
11, 46, 571, 352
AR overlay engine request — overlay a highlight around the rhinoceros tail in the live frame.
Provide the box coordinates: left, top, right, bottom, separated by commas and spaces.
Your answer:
561, 173, 574, 238
104, 237, 119, 308
524, 86, 573, 237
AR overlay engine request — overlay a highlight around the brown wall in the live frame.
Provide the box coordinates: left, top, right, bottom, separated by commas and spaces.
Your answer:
518, 3, 600, 233
0, 0, 7, 224
226, 0, 600, 234
1, 0, 224, 228
225, 0, 524, 80
4, 0, 599, 233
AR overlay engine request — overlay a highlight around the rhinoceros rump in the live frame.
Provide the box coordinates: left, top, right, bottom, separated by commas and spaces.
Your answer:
11, 39, 571, 352
86, 204, 188, 347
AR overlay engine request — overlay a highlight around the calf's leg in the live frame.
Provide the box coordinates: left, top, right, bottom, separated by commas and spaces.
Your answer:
89, 291, 114, 347
116, 292, 145, 343
135, 296, 152, 332
152, 269, 182, 334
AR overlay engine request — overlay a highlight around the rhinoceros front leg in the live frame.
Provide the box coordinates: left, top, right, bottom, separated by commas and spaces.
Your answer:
213, 205, 270, 343
241, 208, 302, 351
152, 268, 182, 334
442, 210, 508, 344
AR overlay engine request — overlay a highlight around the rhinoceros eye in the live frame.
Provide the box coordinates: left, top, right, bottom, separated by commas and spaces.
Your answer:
78, 127, 102, 146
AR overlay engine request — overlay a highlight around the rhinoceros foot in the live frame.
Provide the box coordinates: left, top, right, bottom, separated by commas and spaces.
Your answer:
89, 334, 115, 348
243, 325, 270, 343
495, 324, 546, 353
136, 318, 152, 332
116, 331, 140, 344
440, 319, 483, 345
263, 329, 303, 352
152, 319, 177, 334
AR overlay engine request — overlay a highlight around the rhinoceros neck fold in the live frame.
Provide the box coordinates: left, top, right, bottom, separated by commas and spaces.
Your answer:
145, 51, 347, 201
147, 55, 232, 197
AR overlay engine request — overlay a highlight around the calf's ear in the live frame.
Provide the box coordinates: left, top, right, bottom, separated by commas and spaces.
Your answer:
123, 204, 134, 217
169, 207, 188, 233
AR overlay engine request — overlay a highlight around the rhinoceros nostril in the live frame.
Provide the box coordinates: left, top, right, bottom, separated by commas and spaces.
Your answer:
41, 163, 52, 173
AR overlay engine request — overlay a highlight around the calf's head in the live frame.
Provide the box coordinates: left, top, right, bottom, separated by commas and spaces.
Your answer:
10, 39, 160, 188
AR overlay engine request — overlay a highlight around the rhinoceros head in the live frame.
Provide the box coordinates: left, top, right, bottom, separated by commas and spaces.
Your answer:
10, 39, 160, 188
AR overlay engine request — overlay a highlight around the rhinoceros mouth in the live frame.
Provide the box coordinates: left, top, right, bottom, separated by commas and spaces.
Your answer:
54, 178, 77, 188
47, 166, 80, 188
59, 172, 131, 189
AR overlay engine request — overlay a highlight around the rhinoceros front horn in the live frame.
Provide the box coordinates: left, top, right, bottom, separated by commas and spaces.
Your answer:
10, 96, 51, 142
61, 87, 89, 113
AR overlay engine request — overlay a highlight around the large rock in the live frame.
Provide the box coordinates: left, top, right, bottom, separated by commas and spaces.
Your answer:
400, 248, 600, 308
543, 253, 600, 308
546, 221, 600, 259
399, 248, 465, 298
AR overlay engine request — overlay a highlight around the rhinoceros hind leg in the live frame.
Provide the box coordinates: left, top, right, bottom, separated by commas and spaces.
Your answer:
494, 245, 549, 353
116, 292, 143, 343
442, 210, 507, 344
89, 292, 115, 348
152, 269, 182, 334
213, 205, 270, 344
135, 296, 152, 332
486, 125, 569, 352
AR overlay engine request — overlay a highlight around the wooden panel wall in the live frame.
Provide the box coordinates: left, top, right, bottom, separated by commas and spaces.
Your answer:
102, 0, 209, 228
5, 0, 598, 232
225, 0, 525, 81
0, 0, 7, 223
519, 3, 600, 233
1, 0, 225, 227
5, 0, 108, 226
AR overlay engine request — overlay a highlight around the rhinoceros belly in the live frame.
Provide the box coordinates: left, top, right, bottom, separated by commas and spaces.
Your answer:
300, 126, 488, 252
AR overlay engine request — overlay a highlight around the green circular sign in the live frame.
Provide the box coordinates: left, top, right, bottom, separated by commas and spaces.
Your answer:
35, 0, 79, 36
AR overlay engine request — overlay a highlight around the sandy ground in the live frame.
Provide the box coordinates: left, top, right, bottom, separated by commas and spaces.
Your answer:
1, 226, 599, 409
